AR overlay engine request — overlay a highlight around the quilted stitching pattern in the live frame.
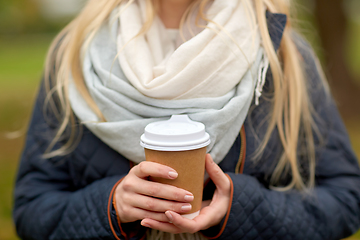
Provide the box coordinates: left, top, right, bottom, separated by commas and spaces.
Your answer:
50, 176, 121, 240
219, 174, 328, 240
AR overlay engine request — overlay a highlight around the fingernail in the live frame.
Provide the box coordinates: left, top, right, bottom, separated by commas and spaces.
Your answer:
141, 221, 151, 228
184, 194, 194, 201
165, 211, 173, 222
169, 171, 178, 179
181, 204, 192, 212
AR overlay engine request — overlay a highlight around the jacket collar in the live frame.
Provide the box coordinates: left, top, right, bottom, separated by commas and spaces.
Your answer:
266, 11, 287, 51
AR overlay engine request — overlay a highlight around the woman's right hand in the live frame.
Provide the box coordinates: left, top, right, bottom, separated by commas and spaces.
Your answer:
114, 161, 195, 223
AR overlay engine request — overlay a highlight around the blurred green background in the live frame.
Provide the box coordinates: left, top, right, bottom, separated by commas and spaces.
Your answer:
0, 0, 359, 239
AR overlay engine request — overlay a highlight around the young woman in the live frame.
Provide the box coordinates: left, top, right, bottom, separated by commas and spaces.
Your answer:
13, 0, 360, 239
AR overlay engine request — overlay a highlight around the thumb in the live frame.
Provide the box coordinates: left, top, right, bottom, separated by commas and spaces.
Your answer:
205, 154, 230, 192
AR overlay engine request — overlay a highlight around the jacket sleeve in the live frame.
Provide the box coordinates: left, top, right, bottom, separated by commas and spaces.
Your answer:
13, 81, 145, 240
205, 43, 360, 239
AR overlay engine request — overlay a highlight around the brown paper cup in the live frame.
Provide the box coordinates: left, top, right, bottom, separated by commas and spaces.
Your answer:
140, 115, 210, 219
144, 147, 207, 218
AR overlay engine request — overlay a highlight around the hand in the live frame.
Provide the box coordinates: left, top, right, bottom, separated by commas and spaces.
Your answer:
140, 154, 231, 234
114, 161, 195, 223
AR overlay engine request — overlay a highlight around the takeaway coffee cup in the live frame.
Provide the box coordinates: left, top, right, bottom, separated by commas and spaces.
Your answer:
140, 115, 210, 219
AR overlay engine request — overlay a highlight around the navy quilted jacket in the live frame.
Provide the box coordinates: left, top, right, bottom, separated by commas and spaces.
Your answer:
13, 12, 360, 240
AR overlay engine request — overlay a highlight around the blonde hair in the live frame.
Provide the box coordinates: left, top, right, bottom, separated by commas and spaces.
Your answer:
43, 0, 325, 191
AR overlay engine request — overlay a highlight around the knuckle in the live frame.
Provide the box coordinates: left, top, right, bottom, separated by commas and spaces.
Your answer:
213, 167, 221, 176
148, 185, 160, 196
145, 199, 155, 210
143, 212, 150, 219
122, 193, 131, 204
172, 190, 180, 201
121, 205, 130, 216
138, 162, 146, 174
121, 180, 132, 191
168, 203, 176, 212
129, 166, 137, 175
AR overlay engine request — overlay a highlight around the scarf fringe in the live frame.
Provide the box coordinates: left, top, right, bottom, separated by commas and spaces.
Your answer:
255, 52, 269, 106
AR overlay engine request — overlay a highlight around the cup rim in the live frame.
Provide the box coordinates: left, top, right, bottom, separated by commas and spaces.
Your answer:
140, 139, 210, 151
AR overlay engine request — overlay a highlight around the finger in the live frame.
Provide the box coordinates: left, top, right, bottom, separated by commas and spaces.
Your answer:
132, 161, 178, 180
130, 179, 194, 202
164, 207, 222, 233
164, 211, 202, 234
141, 218, 183, 234
132, 194, 192, 214
205, 154, 230, 192
116, 192, 171, 223
125, 207, 170, 223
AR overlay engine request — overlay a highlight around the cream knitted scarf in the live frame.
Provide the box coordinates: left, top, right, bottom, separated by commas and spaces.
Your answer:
69, 0, 264, 165
118, 0, 260, 99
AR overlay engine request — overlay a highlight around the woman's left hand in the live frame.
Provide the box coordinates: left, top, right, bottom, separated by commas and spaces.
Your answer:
140, 154, 231, 234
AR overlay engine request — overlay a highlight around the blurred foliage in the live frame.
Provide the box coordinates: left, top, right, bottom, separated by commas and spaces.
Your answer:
0, 0, 71, 35
0, 2, 68, 239
0, 35, 55, 240
293, 0, 360, 81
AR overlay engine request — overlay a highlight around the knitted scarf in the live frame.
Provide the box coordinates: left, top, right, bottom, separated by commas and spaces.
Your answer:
69, 0, 264, 167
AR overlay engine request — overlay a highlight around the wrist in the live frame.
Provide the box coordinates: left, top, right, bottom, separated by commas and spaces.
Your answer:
108, 178, 124, 240
111, 178, 147, 240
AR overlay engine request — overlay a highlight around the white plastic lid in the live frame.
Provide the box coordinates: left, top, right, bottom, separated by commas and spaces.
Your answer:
140, 115, 210, 151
